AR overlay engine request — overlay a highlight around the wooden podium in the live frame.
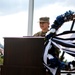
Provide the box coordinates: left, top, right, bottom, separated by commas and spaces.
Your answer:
1, 37, 46, 75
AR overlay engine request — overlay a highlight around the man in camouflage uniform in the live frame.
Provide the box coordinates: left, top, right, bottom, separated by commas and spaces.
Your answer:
33, 17, 50, 75
33, 17, 50, 37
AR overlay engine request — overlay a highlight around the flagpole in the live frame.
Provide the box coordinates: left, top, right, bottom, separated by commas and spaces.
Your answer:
27, 0, 34, 36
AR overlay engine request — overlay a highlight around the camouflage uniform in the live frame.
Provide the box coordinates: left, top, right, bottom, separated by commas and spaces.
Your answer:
33, 17, 50, 37
33, 31, 48, 37
33, 17, 50, 75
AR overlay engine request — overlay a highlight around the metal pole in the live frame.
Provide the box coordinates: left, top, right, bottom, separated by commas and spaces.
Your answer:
27, 0, 34, 36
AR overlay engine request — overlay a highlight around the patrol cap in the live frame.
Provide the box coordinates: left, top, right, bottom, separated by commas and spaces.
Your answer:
39, 17, 50, 22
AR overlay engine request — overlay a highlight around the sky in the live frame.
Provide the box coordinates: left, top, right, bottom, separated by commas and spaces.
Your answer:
0, 0, 75, 61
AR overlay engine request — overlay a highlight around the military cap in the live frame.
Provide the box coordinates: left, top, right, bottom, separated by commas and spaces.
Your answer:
39, 17, 50, 22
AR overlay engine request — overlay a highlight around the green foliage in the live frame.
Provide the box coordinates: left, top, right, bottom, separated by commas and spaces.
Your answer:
0, 55, 3, 64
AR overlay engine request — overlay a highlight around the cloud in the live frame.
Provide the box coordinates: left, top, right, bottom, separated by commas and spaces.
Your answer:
33, 3, 75, 34
0, 0, 75, 15
0, 0, 75, 36
0, 0, 29, 15
62, 0, 75, 7
0, 11, 28, 37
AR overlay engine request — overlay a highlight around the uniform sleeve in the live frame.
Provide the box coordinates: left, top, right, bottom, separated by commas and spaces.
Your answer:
33, 32, 41, 36
33, 33, 39, 36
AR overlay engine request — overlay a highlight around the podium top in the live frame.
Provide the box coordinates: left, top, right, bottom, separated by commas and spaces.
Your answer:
4, 36, 44, 39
